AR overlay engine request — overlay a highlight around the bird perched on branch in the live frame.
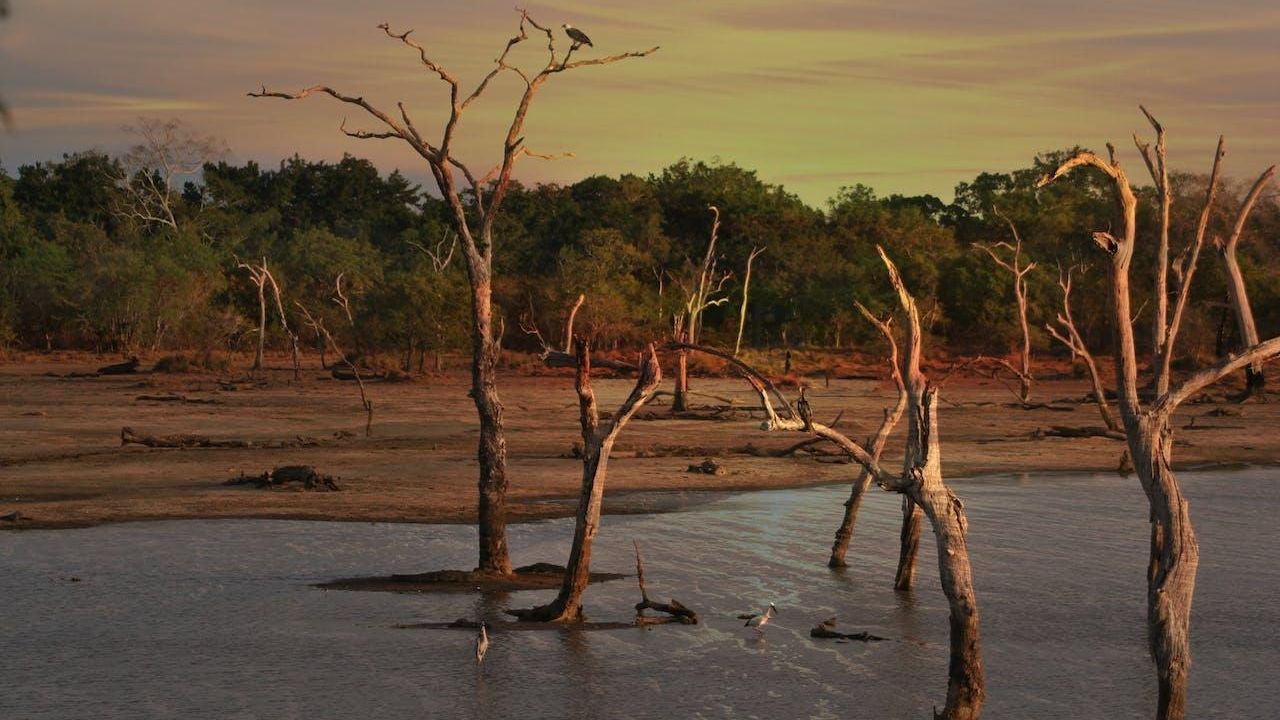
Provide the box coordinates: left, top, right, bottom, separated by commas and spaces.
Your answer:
475, 621, 490, 665
562, 23, 593, 48
796, 388, 813, 432
744, 603, 777, 634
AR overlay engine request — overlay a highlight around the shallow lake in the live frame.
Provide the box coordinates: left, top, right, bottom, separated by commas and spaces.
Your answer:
3, 467, 1277, 719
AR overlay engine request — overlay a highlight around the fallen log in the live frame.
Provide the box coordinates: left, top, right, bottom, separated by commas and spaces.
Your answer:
809, 617, 886, 642
98, 357, 140, 375
120, 426, 249, 448
541, 349, 638, 373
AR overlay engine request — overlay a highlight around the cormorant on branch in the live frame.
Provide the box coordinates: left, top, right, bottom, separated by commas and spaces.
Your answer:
797, 387, 813, 432
562, 23, 593, 48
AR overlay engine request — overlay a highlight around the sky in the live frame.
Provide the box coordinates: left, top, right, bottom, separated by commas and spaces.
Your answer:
2, 0, 1279, 205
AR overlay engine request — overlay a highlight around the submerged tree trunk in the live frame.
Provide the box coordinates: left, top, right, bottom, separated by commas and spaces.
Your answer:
513, 341, 662, 622
894, 498, 924, 591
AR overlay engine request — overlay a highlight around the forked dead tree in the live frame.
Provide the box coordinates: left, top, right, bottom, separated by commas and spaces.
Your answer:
237, 257, 300, 379
670, 205, 732, 411
511, 339, 662, 622
1045, 263, 1120, 434
828, 302, 907, 568
250, 10, 657, 574
975, 207, 1037, 404
677, 246, 985, 719
1214, 166, 1275, 400
1038, 107, 1280, 719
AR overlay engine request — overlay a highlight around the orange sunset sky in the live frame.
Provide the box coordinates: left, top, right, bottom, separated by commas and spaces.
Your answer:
2, 0, 1279, 204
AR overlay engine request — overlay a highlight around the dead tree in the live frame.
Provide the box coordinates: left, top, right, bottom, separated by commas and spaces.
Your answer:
116, 118, 227, 232
734, 245, 766, 357
297, 287, 373, 437
238, 261, 269, 371
1038, 108, 1280, 720
521, 295, 639, 372
828, 302, 907, 568
670, 206, 732, 411
511, 340, 662, 622
237, 258, 299, 378
1045, 263, 1120, 433
250, 10, 656, 575
975, 207, 1037, 404
1214, 166, 1275, 400
676, 246, 985, 719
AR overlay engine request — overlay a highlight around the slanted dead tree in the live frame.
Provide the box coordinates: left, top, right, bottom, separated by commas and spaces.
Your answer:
1045, 263, 1121, 434
1214, 166, 1275, 401
975, 207, 1037, 404
510, 340, 662, 622
297, 277, 374, 436
250, 10, 656, 575
236, 257, 300, 378
676, 246, 985, 719
1038, 107, 1280, 720
670, 206, 732, 411
828, 302, 907, 568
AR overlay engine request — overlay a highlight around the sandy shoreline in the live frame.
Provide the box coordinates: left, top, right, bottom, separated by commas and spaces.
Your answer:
3, 354, 1277, 531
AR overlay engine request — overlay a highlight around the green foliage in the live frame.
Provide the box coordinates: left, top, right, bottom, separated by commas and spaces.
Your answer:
3, 150, 1277, 367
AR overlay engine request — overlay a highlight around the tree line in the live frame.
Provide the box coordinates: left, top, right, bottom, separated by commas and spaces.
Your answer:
2, 143, 1277, 367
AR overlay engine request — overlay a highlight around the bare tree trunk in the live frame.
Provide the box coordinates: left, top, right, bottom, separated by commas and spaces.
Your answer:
467, 260, 512, 575
1216, 166, 1274, 401
894, 498, 924, 591
674, 348, 689, 411
734, 246, 765, 357
513, 340, 661, 622
1047, 264, 1120, 433
253, 279, 266, 371
978, 209, 1037, 404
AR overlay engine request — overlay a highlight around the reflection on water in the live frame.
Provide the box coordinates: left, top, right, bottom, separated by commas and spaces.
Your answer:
2, 467, 1277, 719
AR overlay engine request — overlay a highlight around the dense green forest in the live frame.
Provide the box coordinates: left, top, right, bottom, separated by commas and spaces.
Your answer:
2, 146, 1277, 368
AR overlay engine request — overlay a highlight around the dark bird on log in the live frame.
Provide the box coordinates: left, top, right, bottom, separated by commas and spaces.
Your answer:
796, 388, 813, 432
744, 603, 777, 633
562, 23, 593, 47
475, 621, 490, 664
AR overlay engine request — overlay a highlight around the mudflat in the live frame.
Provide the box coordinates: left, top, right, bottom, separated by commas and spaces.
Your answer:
2, 353, 1276, 530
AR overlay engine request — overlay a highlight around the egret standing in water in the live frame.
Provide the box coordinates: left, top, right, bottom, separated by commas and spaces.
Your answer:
562, 23, 594, 48
744, 603, 777, 634
475, 622, 490, 665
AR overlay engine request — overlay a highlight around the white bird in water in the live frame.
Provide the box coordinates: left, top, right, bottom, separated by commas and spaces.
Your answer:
475, 621, 490, 665
744, 603, 777, 634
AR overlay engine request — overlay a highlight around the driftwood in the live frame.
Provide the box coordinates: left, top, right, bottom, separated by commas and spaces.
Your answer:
121, 427, 249, 448
121, 427, 353, 449
225, 465, 341, 491
632, 541, 698, 625
97, 357, 140, 375
686, 458, 726, 475
1034, 425, 1126, 440
135, 393, 219, 405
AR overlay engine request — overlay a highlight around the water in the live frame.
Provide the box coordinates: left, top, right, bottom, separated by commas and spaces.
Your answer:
2, 468, 1277, 719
